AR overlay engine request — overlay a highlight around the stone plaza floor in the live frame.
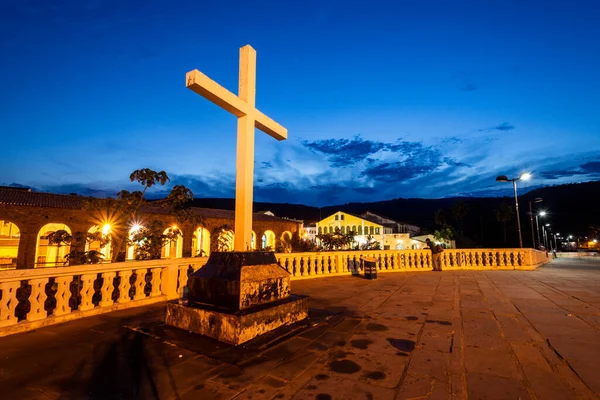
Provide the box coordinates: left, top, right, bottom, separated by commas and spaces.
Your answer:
1, 258, 600, 399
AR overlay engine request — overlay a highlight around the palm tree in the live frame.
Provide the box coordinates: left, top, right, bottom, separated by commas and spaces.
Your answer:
452, 200, 469, 236
434, 209, 447, 227
495, 202, 514, 243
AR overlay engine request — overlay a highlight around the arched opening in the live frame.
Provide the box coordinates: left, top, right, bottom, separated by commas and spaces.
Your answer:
395, 243, 405, 250
85, 224, 112, 262
35, 223, 72, 267
192, 226, 211, 257
261, 230, 276, 250
161, 226, 183, 259
212, 227, 234, 252
251, 231, 257, 250
126, 224, 144, 260
0, 220, 20, 269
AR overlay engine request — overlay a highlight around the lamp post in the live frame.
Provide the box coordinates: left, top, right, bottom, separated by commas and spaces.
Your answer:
544, 223, 551, 250
529, 197, 543, 248
535, 211, 546, 249
496, 172, 531, 248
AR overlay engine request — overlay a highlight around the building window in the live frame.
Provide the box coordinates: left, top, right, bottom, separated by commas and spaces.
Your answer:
370, 226, 374, 235
375, 228, 380, 234
341, 226, 345, 234
358, 226, 362, 235
352, 225, 357, 234
318, 227, 322, 235
329, 226, 333, 234
335, 215, 339, 220
341, 215, 345, 220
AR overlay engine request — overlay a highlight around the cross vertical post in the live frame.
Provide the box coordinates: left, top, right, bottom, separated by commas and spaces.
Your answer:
236, 45, 257, 250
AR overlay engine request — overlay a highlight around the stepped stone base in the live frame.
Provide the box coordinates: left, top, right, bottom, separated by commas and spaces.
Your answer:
165, 294, 308, 345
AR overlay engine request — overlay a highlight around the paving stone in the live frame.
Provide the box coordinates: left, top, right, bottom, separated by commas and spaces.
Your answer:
464, 347, 522, 379
291, 374, 395, 400
466, 372, 531, 399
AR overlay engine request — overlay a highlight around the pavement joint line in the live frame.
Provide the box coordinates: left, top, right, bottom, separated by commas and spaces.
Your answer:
392, 271, 444, 399
476, 275, 545, 400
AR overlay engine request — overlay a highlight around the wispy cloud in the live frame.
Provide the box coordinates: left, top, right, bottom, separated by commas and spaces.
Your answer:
302, 135, 387, 167
478, 122, 515, 132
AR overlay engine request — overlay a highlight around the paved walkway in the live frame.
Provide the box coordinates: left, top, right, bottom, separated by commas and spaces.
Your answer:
1, 258, 599, 399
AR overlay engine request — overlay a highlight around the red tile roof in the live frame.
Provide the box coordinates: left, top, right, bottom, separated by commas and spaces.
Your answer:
0, 187, 84, 209
0, 188, 294, 223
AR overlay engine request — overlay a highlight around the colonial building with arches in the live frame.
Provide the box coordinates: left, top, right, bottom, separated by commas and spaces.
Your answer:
0, 187, 299, 269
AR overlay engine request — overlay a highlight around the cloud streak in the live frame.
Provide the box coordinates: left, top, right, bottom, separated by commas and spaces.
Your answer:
478, 122, 515, 132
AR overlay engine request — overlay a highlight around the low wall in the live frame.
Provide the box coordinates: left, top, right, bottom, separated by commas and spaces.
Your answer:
556, 252, 599, 258
0, 248, 549, 337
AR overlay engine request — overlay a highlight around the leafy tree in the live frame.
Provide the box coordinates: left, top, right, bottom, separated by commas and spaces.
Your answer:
494, 202, 514, 243
128, 221, 182, 260
289, 232, 319, 252
211, 225, 234, 252
276, 233, 293, 253
360, 234, 381, 250
434, 225, 454, 242
46, 230, 110, 265
82, 169, 196, 261
317, 228, 355, 250
452, 200, 469, 236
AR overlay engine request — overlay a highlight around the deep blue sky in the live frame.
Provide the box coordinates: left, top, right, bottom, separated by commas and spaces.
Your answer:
1, 0, 599, 206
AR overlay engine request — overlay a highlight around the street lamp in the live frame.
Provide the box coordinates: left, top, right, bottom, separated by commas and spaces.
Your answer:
536, 211, 546, 249
544, 223, 551, 250
496, 172, 531, 248
528, 197, 543, 248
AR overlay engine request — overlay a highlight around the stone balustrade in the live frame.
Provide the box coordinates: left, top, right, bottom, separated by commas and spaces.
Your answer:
0, 248, 549, 337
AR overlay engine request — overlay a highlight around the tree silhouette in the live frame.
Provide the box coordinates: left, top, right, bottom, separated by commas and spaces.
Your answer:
452, 200, 469, 236
494, 202, 514, 243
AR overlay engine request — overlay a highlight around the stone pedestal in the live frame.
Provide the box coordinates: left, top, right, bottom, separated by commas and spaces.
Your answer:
165, 251, 308, 345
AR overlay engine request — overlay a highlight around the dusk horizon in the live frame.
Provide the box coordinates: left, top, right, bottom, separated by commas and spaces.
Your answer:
2, 0, 600, 207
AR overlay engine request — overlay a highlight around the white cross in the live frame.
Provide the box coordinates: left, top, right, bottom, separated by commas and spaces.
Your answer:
186, 45, 288, 251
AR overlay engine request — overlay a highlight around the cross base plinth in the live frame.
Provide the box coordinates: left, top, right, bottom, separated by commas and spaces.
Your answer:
165, 251, 308, 345
165, 295, 308, 345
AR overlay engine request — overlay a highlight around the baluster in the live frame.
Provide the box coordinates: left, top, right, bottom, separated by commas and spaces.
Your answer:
482, 252, 489, 267
79, 273, 97, 312
150, 268, 162, 297
0, 281, 20, 327
99, 272, 116, 307
117, 270, 133, 303
309, 256, 316, 275
26, 278, 49, 321
497, 252, 505, 267
177, 266, 188, 294
133, 269, 147, 300
53, 277, 72, 316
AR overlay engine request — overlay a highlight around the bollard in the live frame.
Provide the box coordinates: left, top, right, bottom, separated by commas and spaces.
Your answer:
362, 256, 378, 280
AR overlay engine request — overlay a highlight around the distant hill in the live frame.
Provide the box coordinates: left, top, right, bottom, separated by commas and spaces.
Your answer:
189, 180, 600, 248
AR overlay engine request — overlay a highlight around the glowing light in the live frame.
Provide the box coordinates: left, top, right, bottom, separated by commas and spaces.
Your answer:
101, 224, 111, 235
520, 172, 532, 181
131, 224, 142, 233
539, 211, 546, 216
172, 225, 178, 230
594, 239, 598, 243
568, 235, 573, 239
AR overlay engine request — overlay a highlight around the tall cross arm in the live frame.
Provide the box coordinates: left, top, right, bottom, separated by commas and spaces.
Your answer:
186, 70, 249, 117
254, 110, 288, 141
